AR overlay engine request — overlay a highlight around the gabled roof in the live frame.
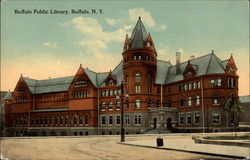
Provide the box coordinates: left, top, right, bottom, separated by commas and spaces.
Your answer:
130, 17, 148, 49
23, 76, 74, 94
165, 53, 228, 84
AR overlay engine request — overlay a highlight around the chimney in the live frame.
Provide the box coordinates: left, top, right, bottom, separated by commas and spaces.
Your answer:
190, 55, 195, 60
176, 52, 181, 75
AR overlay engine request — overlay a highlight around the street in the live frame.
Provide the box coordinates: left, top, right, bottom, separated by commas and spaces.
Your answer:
0, 135, 233, 160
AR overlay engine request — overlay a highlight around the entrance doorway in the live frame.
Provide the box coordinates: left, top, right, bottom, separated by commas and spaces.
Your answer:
153, 118, 157, 129
167, 118, 173, 130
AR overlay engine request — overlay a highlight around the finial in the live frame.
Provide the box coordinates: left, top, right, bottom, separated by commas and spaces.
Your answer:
212, 50, 214, 54
21, 73, 22, 77
231, 53, 233, 57
188, 59, 190, 64
80, 64, 82, 68
139, 16, 141, 20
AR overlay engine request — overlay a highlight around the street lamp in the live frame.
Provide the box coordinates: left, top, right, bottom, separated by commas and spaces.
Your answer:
120, 81, 125, 142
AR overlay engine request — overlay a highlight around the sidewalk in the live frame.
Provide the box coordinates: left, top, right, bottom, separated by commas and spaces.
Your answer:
121, 135, 250, 159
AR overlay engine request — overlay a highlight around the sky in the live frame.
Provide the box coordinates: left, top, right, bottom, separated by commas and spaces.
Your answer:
1, 0, 249, 96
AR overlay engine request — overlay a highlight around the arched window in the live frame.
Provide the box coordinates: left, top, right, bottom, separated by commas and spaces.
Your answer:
147, 42, 151, 47
116, 101, 120, 110
147, 99, 152, 108
109, 102, 113, 110
187, 96, 192, 106
135, 73, 141, 82
101, 102, 106, 110
135, 99, 140, 108
195, 95, 200, 106
212, 94, 220, 104
73, 115, 78, 125
179, 97, 184, 107
108, 80, 113, 86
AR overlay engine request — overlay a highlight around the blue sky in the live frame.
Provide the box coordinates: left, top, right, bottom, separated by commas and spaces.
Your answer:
1, 0, 249, 95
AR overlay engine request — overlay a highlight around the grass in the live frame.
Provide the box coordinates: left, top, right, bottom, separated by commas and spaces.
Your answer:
203, 135, 250, 140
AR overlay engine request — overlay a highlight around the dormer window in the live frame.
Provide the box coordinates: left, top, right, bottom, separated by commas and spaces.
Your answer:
147, 42, 151, 47
229, 66, 234, 74
108, 80, 113, 86
75, 81, 87, 87
17, 87, 25, 94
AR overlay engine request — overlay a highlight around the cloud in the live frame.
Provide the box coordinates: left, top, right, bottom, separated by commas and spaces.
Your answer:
79, 39, 107, 49
43, 42, 58, 48
157, 24, 167, 31
59, 22, 69, 27
128, 8, 156, 28
105, 18, 121, 26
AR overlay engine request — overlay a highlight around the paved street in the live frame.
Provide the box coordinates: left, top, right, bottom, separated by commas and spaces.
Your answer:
0, 134, 238, 160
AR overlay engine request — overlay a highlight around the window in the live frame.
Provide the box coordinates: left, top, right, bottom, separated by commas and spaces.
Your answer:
16, 97, 27, 103
228, 78, 236, 88
210, 79, 222, 86
79, 115, 83, 125
147, 85, 152, 93
60, 115, 64, 125
187, 114, 192, 124
109, 90, 113, 96
108, 80, 113, 86
116, 116, 121, 125
101, 102, 106, 110
135, 73, 141, 82
75, 81, 87, 87
125, 115, 130, 125
109, 102, 113, 110
73, 115, 78, 125
197, 81, 201, 89
135, 99, 140, 108
195, 95, 200, 106
126, 100, 129, 109
74, 91, 88, 98
106, 90, 109, 96
85, 115, 89, 125
147, 99, 152, 108
193, 82, 197, 89
55, 116, 58, 125
114, 90, 117, 95
147, 42, 151, 47
194, 113, 200, 124
65, 115, 68, 125
109, 116, 113, 125
135, 115, 142, 125
179, 97, 184, 107
184, 84, 187, 91
187, 96, 192, 106
116, 101, 120, 110
212, 94, 220, 104
101, 116, 106, 125
189, 83, 192, 90
135, 86, 141, 93
179, 114, 184, 125
212, 113, 220, 124
229, 66, 234, 73
101, 91, 105, 96
156, 100, 160, 108
157, 88, 160, 94
167, 100, 171, 107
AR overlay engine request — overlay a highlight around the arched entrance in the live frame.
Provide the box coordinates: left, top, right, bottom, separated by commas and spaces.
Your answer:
167, 118, 173, 130
153, 118, 157, 129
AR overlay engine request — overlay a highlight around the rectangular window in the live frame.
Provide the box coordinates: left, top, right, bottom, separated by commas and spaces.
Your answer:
65, 115, 68, 125
212, 113, 220, 124
101, 116, 106, 125
75, 81, 87, 87
135, 115, 142, 125
45, 116, 48, 125
197, 81, 201, 89
194, 113, 200, 124
195, 95, 200, 106
193, 82, 197, 89
135, 86, 141, 93
116, 116, 121, 125
187, 114, 192, 124
210, 79, 222, 87
184, 84, 187, 91
188, 83, 192, 90
85, 115, 89, 125
179, 114, 184, 125
109, 116, 113, 125
147, 85, 152, 93
79, 115, 83, 125
125, 115, 130, 125
54, 116, 58, 125
187, 97, 192, 106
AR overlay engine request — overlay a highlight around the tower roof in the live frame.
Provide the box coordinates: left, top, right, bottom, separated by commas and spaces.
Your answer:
130, 17, 148, 49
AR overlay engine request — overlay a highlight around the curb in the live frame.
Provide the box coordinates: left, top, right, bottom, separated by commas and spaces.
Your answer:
118, 142, 247, 159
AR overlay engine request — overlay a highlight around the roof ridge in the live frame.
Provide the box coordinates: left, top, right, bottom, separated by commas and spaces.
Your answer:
205, 53, 213, 74
34, 75, 74, 81
112, 61, 123, 73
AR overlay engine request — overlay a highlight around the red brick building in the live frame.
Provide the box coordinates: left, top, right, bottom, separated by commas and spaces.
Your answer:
3, 17, 238, 136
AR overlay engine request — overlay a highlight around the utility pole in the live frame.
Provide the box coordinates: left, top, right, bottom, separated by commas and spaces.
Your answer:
120, 81, 125, 142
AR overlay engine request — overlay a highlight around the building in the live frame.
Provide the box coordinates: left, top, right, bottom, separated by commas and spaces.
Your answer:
3, 17, 239, 136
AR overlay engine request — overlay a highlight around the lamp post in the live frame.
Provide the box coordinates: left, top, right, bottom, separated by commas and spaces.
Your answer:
120, 81, 125, 142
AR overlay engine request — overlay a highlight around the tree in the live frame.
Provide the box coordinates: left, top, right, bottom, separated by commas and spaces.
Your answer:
224, 97, 243, 136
